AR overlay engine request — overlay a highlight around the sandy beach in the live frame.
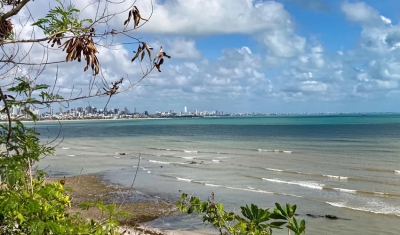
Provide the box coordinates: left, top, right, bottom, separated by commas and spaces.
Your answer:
49, 175, 212, 235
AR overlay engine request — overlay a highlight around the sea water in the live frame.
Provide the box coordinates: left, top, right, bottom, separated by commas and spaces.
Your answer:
36, 114, 400, 235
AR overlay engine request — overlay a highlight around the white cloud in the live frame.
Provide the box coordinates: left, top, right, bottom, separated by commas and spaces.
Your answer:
165, 38, 202, 59
341, 1, 380, 25
5, 0, 400, 113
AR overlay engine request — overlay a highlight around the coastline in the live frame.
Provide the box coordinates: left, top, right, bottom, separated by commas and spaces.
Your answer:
49, 175, 211, 235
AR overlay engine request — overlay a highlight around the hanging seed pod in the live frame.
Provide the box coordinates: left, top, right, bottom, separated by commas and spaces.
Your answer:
0, 19, 13, 39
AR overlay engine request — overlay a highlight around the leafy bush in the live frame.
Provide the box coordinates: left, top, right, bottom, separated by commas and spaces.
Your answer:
177, 193, 306, 235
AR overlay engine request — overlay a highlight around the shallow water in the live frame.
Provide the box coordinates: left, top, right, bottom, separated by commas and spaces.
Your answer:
37, 115, 400, 235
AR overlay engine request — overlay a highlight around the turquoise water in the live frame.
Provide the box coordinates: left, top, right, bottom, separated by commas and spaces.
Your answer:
37, 115, 400, 235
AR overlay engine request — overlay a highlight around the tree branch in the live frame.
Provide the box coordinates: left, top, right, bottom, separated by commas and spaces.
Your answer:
0, 0, 31, 23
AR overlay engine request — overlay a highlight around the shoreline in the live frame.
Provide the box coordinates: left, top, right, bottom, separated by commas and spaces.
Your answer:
49, 175, 211, 235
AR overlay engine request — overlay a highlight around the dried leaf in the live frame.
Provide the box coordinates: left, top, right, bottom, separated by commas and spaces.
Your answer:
140, 51, 146, 61
154, 62, 161, 72
142, 42, 153, 61
131, 45, 143, 62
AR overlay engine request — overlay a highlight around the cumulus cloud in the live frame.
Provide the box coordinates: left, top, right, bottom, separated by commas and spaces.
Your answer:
165, 38, 202, 59
341, 1, 381, 25
4, 0, 400, 112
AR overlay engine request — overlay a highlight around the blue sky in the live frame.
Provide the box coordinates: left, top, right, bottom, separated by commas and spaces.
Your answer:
17, 0, 400, 113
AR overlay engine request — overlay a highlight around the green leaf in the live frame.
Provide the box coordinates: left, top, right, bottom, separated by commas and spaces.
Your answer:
188, 205, 194, 214
270, 221, 286, 227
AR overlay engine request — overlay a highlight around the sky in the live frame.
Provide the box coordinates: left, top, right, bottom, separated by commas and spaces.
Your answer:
7, 0, 400, 113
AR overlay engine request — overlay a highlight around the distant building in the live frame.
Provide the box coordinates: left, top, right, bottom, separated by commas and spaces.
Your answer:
184, 106, 187, 114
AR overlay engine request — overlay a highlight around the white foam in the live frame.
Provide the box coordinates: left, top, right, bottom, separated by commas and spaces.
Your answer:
258, 149, 291, 153
333, 188, 356, 193
114, 156, 121, 159
181, 157, 194, 160
62, 147, 70, 150
177, 177, 192, 182
324, 175, 348, 180
212, 159, 221, 162
225, 186, 273, 194
184, 150, 198, 153
147, 171, 151, 173
265, 168, 283, 172
149, 160, 171, 164
326, 201, 400, 216
67, 154, 75, 157
395, 170, 400, 174
262, 178, 324, 190
205, 183, 221, 187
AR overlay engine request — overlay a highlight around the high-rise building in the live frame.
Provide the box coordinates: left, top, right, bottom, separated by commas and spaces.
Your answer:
184, 106, 187, 114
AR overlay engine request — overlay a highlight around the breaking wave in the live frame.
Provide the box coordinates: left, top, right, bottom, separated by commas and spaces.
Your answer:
258, 149, 292, 153
176, 177, 192, 182
326, 201, 400, 217
262, 178, 324, 190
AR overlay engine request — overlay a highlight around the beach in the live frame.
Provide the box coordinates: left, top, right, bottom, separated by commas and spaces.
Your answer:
49, 175, 212, 235
37, 115, 400, 235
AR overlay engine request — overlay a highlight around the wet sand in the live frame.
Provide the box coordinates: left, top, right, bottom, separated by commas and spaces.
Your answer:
48, 175, 209, 235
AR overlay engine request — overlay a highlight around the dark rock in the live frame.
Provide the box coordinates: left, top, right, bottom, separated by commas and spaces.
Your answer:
306, 214, 323, 218
325, 215, 338, 220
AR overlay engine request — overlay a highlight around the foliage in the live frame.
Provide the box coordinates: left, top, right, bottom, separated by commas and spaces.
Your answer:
0, 79, 129, 234
177, 193, 306, 235
0, 0, 164, 234
32, 0, 93, 36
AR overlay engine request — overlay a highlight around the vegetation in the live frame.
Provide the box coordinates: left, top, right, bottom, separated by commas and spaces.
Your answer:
0, 0, 167, 234
0, 0, 306, 234
177, 193, 306, 235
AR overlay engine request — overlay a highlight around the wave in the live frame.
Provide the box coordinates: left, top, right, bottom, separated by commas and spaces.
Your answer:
262, 178, 324, 190
261, 177, 400, 197
258, 149, 292, 153
181, 156, 195, 160
184, 150, 198, 153
395, 170, 400, 174
150, 148, 175, 151
265, 168, 283, 172
326, 201, 400, 217
205, 183, 273, 194
333, 188, 356, 193
176, 177, 192, 182
263, 168, 348, 180
149, 159, 186, 165
352, 167, 395, 173
62, 147, 70, 150
67, 154, 75, 157
212, 159, 221, 162
327, 187, 400, 198
323, 175, 348, 180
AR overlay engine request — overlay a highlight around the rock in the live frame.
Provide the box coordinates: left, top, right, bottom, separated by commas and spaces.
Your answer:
325, 215, 338, 220
306, 214, 322, 218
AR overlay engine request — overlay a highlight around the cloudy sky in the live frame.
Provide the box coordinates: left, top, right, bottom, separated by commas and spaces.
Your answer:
9, 0, 400, 113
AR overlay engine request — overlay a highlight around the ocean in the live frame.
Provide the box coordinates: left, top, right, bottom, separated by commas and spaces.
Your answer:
36, 114, 400, 235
